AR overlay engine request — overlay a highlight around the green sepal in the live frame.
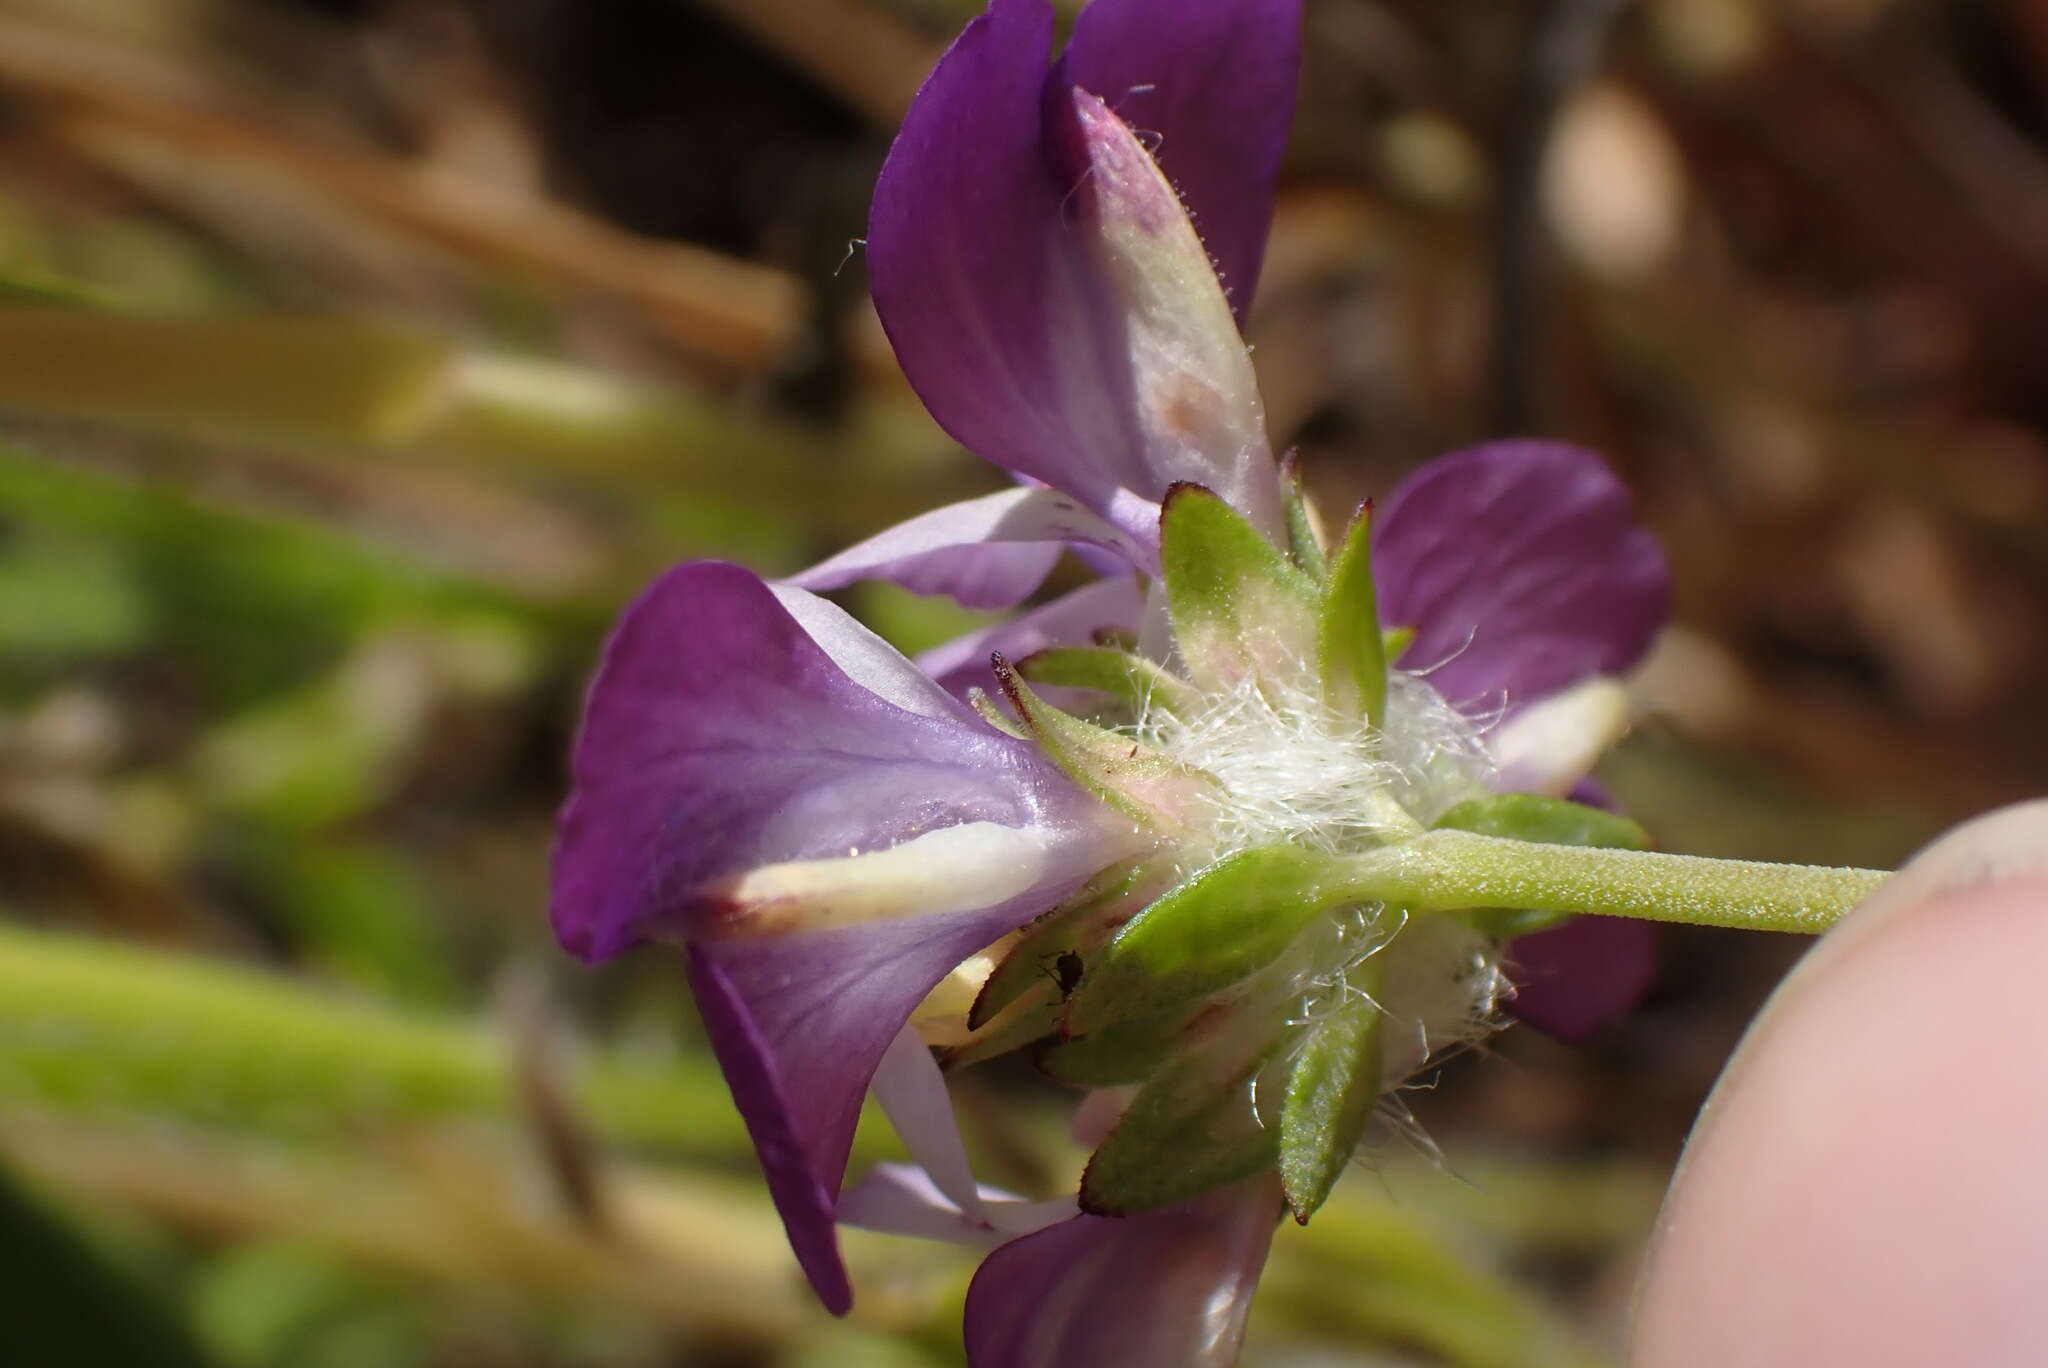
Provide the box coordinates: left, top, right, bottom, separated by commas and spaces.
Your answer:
1279, 450, 1327, 578
1063, 845, 1335, 1037
1277, 978, 1383, 1223
942, 991, 1064, 1071
1462, 905, 1573, 938
1383, 626, 1416, 660
969, 863, 1163, 1029
1039, 1003, 1198, 1086
1016, 646, 1198, 719
1432, 793, 1649, 851
1158, 482, 1320, 694
1079, 1011, 1281, 1214
965, 686, 1027, 738
993, 656, 1219, 831
1316, 499, 1388, 726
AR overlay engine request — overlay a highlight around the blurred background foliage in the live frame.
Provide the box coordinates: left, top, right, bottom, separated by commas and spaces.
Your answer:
0, 0, 2042, 1363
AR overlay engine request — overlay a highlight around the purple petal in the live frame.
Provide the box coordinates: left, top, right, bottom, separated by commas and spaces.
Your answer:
964, 1177, 1281, 1368
692, 892, 1089, 1314
867, 0, 1285, 552
1505, 916, 1659, 1042
1375, 441, 1670, 713
917, 575, 1147, 699
1059, 0, 1300, 319
552, 562, 1105, 963
786, 487, 1147, 609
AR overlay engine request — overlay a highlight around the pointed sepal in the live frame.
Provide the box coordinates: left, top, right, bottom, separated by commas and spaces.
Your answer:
1063, 845, 1335, 1038
942, 992, 1064, 1072
1040, 1003, 1199, 1086
1279, 450, 1327, 579
1159, 483, 1320, 695
1079, 1009, 1281, 1215
1317, 499, 1389, 726
1017, 646, 1198, 719
969, 863, 1165, 1029
1432, 794, 1649, 851
993, 655, 1219, 832
966, 685, 1027, 738
1277, 983, 1382, 1223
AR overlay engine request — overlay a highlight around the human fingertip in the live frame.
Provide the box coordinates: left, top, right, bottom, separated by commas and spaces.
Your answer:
1632, 799, 2048, 1367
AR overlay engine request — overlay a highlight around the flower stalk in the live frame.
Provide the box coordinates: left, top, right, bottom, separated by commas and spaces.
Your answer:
1330, 830, 1892, 935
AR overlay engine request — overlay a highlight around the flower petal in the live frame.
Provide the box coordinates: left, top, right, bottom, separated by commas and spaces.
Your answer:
963, 1177, 1281, 1368
867, 0, 1284, 553
708, 822, 1055, 938
1054, 91, 1284, 542
1505, 915, 1658, 1042
871, 1026, 989, 1225
552, 562, 1109, 962
1375, 442, 1669, 713
692, 894, 1091, 1313
838, 1162, 1077, 1246
1059, 0, 1300, 319
785, 487, 1146, 609
918, 575, 1147, 699
1490, 676, 1631, 796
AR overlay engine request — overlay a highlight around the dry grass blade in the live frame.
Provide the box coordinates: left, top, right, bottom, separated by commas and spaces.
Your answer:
0, 16, 806, 372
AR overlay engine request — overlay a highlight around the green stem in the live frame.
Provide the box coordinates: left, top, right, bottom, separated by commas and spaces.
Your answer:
1334, 829, 1891, 934
0, 921, 739, 1153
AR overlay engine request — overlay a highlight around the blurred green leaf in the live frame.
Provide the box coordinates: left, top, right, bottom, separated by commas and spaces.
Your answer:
190, 1243, 428, 1368
852, 580, 999, 658
0, 529, 151, 658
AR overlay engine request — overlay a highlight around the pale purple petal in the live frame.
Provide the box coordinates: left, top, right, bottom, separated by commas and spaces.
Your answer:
867, 0, 1285, 552
766, 582, 973, 721
839, 1164, 999, 1246
918, 575, 1147, 699
1376, 442, 1669, 713
1059, 0, 1300, 318
838, 1163, 1077, 1246
691, 891, 1090, 1313
552, 562, 1106, 963
872, 1026, 988, 1224
964, 1177, 1281, 1368
786, 487, 1148, 609
1505, 916, 1658, 1042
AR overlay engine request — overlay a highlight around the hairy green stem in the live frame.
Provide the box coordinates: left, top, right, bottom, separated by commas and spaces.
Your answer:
1335, 830, 1892, 934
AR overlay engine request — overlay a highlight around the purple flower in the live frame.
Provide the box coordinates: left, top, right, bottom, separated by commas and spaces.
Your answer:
551, 0, 1670, 1359
554, 563, 1136, 1309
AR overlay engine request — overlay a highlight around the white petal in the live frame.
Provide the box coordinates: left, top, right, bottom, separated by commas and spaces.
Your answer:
711, 822, 1049, 937
1490, 676, 1630, 797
